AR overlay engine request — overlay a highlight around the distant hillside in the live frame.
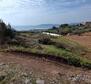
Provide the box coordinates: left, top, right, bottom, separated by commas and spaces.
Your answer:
46, 22, 91, 35
13, 24, 59, 31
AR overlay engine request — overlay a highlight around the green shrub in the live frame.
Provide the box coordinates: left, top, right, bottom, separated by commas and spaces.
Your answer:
67, 57, 81, 67
39, 35, 52, 45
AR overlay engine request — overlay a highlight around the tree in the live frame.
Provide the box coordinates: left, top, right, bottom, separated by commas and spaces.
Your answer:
0, 20, 16, 45
60, 24, 69, 28
5, 24, 16, 39
52, 26, 57, 29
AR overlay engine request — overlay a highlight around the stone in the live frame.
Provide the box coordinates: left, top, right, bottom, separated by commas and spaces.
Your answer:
36, 79, 44, 84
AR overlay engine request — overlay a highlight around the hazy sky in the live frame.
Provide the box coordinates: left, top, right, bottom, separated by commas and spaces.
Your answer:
0, 0, 91, 25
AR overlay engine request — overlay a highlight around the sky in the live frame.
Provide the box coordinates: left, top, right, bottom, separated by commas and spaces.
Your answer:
0, 0, 91, 25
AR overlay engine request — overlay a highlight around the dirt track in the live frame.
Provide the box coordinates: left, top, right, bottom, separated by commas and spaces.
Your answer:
0, 52, 84, 76
0, 52, 91, 83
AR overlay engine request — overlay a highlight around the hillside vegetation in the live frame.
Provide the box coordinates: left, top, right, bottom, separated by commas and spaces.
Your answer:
4, 32, 91, 69
0, 20, 91, 69
46, 22, 91, 35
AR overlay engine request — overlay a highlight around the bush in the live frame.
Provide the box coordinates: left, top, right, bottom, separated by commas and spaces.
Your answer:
72, 29, 85, 36
67, 57, 81, 67
39, 35, 52, 45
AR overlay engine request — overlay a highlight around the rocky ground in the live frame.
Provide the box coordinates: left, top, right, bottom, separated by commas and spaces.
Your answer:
0, 63, 36, 84
0, 52, 91, 84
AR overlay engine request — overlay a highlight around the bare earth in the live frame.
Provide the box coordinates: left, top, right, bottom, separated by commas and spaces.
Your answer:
0, 52, 91, 83
65, 32, 91, 48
